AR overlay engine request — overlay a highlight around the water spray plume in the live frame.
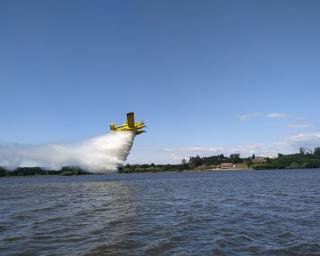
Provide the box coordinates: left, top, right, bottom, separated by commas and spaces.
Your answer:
0, 131, 135, 173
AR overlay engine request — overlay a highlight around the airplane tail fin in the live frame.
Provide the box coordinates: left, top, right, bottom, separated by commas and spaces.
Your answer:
127, 112, 134, 128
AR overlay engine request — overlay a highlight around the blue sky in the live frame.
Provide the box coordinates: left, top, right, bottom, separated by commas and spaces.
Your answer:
1, 0, 320, 163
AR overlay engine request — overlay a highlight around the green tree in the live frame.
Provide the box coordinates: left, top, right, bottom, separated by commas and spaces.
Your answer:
314, 147, 320, 158
0, 166, 7, 177
189, 155, 202, 167
230, 153, 242, 163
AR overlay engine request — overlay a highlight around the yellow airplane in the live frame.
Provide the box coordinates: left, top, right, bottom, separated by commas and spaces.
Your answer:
110, 112, 146, 135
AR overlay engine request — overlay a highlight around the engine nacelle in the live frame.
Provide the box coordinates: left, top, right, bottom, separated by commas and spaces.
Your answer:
110, 123, 116, 130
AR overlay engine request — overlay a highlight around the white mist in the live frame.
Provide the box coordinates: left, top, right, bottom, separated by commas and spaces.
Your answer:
0, 131, 135, 173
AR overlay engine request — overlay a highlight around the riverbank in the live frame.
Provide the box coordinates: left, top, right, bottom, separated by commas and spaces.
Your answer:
0, 166, 91, 177
118, 163, 251, 173
1, 147, 320, 176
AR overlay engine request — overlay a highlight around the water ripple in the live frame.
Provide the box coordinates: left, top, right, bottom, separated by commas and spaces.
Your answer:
1, 170, 320, 255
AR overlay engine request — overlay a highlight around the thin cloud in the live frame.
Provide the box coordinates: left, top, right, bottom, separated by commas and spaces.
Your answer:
238, 112, 261, 121
281, 132, 320, 148
165, 146, 223, 155
287, 123, 311, 128
266, 112, 288, 119
238, 112, 288, 121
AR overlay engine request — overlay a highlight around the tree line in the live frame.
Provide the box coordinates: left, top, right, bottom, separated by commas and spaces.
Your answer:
0, 166, 90, 177
120, 147, 320, 172
1, 147, 320, 176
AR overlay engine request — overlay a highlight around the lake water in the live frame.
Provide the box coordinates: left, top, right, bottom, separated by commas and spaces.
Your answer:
1, 169, 320, 255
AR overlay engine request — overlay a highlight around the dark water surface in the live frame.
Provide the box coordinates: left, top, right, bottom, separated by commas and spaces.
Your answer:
1, 169, 320, 256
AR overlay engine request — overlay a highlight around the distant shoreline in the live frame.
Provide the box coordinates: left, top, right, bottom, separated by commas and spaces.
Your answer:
2, 166, 320, 178
1, 147, 320, 177
0, 167, 319, 178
